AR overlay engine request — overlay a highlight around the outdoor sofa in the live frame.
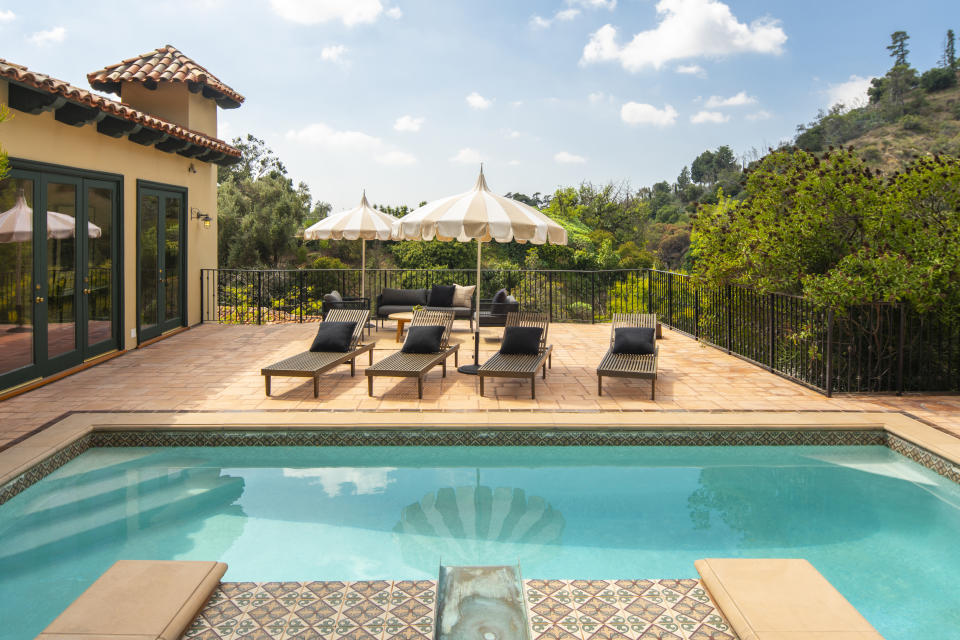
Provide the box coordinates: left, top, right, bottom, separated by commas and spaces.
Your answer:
261, 309, 375, 398
478, 312, 552, 399
375, 287, 520, 329
365, 309, 459, 399
596, 313, 659, 399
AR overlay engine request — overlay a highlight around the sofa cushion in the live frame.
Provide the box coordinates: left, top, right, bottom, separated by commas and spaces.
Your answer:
310, 321, 357, 352
381, 287, 427, 306
499, 326, 543, 355
323, 290, 342, 303
453, 284, 476, 308
402, 325, 445, 353
378, 305, 416, 317
612, 327, 655, 355
490, 288, 509, 314
429, 284, 456, 307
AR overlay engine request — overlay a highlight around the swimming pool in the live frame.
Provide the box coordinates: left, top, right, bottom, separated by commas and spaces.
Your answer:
1, 443, 958, 639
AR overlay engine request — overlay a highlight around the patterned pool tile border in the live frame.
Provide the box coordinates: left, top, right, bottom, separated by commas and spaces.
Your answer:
2, 427, 958, 506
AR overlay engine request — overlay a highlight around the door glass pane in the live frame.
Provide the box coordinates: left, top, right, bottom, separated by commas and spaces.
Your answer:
0, 178, 35, 376
140, 195, 159, 330
47, 182, 77, 359
164, 197, 181, 323
87, 186, 112, 347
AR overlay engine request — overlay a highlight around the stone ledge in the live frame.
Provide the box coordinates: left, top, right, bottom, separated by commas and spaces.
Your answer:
37, 560, 227, 640
695, 558, 883, 640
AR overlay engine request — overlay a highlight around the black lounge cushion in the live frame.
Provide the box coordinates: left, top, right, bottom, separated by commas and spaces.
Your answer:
310, 321, 358, 352
323, 290, 343, 303
490, 288, 509, 314
402, 325, 445, 353
499, 326, 543, 355
381, 288, 428, 306
612, 327, 655, 355
429, 284, 456, 307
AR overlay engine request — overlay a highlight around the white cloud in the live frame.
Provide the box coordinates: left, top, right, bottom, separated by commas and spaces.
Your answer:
386, 6, 402, 19
287, 122, 415, 165
746, 109, 773, 121
588, 91, 613, 104
690, 110, 729, 124
826, 75, 872, 110
0, 10, 15, 23
508, 159, 521, 166
376, 150, 417, 166
704, 91, 757, 108
28, 26, 65, 46
505, 130, 523, 139
581, 0, 787, 71
511, 100, 524, 108
531, 8, 580, 29
620, 102, 678, 126
283, 467, 395, 497
320, 45, 347, 63
450, 148, 484, 164
676, 63, 705, 76
394, 115, 424, 132
569, 0, 616, 9
270, 0, 383, 26
554, 151, 587, 164
466, 92, 492, 110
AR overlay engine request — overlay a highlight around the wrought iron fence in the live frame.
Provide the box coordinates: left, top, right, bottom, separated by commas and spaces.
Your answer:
200, 267, 960, 395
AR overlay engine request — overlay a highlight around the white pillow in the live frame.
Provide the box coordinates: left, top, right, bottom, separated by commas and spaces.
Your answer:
453, 284, 476, 307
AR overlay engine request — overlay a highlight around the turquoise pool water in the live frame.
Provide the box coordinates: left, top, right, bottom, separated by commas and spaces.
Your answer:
1, 445, 958, 639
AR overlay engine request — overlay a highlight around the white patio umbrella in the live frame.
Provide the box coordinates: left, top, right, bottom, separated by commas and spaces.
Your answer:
302, 191, 395, 300
0, 189, 102, 330
393, 168, 567, 373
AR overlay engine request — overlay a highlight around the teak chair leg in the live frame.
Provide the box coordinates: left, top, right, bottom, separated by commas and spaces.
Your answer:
531, 377, 536, 399
598, 376, 603, 396
542, 362, 547, 379
417, 377, 423, 399
264, 375, 271, 397
350, 359, 356, 376
479, 375, 484, 396
369, 349, 374, 365
651, 379, 656, 400
454, 350, 458, 367
442, 360, 447, 377
367, 377, 374, 397
313, 376, 319, 398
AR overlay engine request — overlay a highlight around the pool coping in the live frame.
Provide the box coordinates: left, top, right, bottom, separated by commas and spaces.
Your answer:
2, 409, 960, 506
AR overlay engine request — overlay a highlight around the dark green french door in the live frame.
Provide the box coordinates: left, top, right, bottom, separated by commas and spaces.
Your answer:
0, 167, 121, 390
137, 185, 186, 342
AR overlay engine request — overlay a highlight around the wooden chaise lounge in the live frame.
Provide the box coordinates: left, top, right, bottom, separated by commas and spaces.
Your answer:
478, 312, 552, 399
261, 309, 374, 397
596, 313, 659, 399
366, 309, 459, 399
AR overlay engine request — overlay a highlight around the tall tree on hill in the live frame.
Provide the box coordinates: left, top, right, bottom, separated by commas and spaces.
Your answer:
887, 31, 910, 67
944, 29, 956, 69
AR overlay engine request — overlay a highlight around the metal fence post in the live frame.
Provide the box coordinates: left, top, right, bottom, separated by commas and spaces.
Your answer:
667, 273, 673, 327
200, 269, 205, 323
256, 271, 262, 326
591, 272, 596, 323
647, 269, 652, 314
897, 303, 906, 396
726, 285, 732, 354
768, 293, 775, 372
299, 270, 305, 323
548, 271, 554, 321
825, 308, 834, 397
694, 286, 700, 339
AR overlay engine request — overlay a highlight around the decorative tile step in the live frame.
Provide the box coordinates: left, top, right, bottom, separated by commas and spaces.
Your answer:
182, 578, 736, 640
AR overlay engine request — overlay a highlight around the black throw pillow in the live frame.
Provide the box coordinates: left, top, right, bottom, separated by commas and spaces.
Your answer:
490, 288, 509, 314
499, 326, 543, 355
612, 327, 655, 355
402, 325, 445, 353
310, 321, 358, 352
429, 284, 456, 307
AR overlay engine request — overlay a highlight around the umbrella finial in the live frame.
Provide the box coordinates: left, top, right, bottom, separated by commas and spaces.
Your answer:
360, 189, 370, 208
474, 165, 490, 192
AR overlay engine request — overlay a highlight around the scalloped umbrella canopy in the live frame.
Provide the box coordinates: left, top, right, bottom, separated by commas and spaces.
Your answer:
303, 191, 396, 299
392, 169, 567, 370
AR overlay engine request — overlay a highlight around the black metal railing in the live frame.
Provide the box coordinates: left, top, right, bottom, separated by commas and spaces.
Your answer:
200, 267, 960, 395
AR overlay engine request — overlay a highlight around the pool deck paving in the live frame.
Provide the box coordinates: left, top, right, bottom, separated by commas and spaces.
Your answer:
1, 320, 958, 450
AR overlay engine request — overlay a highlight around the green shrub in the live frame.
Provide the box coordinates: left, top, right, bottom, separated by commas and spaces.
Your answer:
861, 146, 882, 163
920, 67, 958, 92
312, 255, 347, 269
900, 114, 924, 131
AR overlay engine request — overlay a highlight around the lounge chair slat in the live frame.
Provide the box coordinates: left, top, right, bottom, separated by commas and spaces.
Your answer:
365, 309, 459, 399
478, 312, 552, 398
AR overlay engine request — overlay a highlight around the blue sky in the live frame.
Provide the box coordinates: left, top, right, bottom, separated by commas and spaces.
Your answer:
1, 1, 955, 210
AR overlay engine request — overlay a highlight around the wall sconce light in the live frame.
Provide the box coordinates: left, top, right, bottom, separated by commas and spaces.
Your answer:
187, 163, 197, 174
190, 207, 212, 229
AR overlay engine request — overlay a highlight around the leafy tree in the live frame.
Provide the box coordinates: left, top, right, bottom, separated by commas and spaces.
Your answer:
676, 166, 691, 190
942, 29, 956, 69
920, 66, 957, 92
690, 150, 715, 184
691, 147, 960, 316
0, 105, 12, 181
389, 239, 476, 270
887, 31, 910, 67
217, 136, 313, 267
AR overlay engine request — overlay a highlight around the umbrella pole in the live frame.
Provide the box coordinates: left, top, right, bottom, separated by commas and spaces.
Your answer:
458, 239, 482, 375
361, 239, 366, 300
